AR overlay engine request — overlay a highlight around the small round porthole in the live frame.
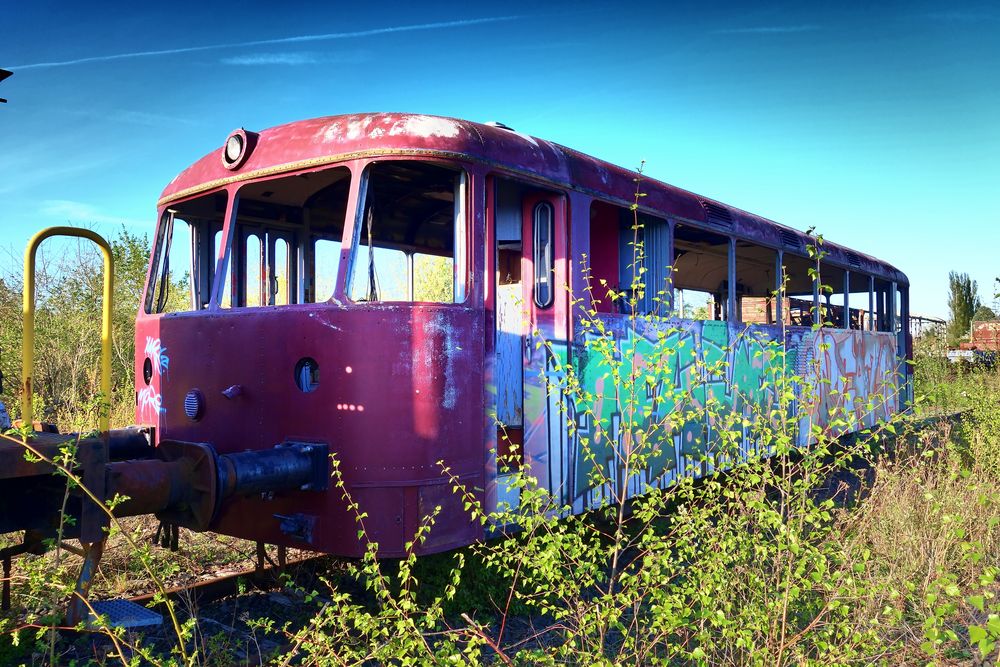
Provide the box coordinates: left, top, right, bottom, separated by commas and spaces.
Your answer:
142, 358, 153, 385
294, 357, 320, 393
184, 389, 205, 421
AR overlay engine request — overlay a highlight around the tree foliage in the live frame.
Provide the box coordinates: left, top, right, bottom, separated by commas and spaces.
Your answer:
974, 305, 998, 322
0, 227, 153, 428
947, 271, 981, 345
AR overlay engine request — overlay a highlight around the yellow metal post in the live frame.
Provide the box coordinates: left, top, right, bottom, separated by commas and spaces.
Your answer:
22, 227, 114, 433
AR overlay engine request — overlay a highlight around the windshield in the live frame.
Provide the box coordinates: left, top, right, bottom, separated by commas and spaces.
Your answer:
146, 191, 227, 314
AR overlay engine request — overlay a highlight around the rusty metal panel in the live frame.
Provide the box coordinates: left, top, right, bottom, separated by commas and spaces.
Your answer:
135, 304, 486, 557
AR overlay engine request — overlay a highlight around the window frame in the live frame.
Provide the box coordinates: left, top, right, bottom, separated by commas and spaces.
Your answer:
145, 194, 227, 315
210, 166, 351, 309
345, 159, 471, 306
532, 201, 554, 309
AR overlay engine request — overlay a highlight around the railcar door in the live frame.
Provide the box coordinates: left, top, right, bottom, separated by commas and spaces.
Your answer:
492, 178, 569, 507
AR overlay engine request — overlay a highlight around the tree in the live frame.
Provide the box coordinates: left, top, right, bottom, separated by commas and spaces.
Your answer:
947, 271, 980, 344
973, 305, 997, 322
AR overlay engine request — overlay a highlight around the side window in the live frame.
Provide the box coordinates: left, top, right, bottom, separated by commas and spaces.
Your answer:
145, 192, 227, 314
532, 202, 553, 308
826, 269, 874, 330
895, 285, 905, 334
872, 278, 897, 332
243, 232, 264, 307
817, 262, 846, 327
780, 252, 819, 326
734, 240, 778, 324
272, 237, 290, 306
673, 225, 731, 321
348, 161, 467, 304
587, 200, 670, 315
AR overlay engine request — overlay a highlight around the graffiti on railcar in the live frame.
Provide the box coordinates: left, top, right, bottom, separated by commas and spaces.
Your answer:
515, 319, 901, 514
139, 336, 169, 420
797, 329, 898, 436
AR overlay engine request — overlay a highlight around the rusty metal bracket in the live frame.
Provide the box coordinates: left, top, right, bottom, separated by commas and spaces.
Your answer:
274, 513, 316, 544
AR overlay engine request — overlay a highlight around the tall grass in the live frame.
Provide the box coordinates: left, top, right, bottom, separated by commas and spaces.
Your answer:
3, 227, 1000, 665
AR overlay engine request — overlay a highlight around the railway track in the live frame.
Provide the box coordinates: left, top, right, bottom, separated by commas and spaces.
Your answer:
130, 548, 331, 613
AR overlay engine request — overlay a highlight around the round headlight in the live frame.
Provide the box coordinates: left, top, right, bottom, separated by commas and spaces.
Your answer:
224, 134, 243, 163
220, 128, 257, 170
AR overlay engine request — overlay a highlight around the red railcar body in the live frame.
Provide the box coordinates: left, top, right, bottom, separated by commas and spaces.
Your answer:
135, 113, 910, 557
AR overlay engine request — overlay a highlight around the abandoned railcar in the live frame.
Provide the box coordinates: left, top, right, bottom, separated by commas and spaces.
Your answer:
136, 113, 911, 556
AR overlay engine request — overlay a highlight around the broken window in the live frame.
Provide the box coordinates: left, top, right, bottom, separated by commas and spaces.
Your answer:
827, 270, 875, 330
871, 278, 904, 333
779, 252, 819, 327
673, 225, 731, 321
734, 241, 779, 324
219, 166, 350, 307
145, 191, 227, 314
313, 239, 342, 303
348, 161, 467, 304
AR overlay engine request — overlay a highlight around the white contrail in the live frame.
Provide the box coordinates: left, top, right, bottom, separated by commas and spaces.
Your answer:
4, 16, 521, 70
712, 24, 821, 34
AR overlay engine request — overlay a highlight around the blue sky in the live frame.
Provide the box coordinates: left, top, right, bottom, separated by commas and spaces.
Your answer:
1, 0, 997, 317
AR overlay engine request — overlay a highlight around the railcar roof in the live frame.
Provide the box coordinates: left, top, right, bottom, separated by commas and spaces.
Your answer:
160, 112, 906, 285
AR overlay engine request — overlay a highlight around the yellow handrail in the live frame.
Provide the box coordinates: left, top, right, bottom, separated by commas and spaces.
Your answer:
22, 227, 114, 433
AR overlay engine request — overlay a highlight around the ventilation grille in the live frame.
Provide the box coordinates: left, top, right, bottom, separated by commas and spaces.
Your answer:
700, 201, 733, 226
779, 229, 802, 248
184, 390, 204, 421
846, 251, 863, 269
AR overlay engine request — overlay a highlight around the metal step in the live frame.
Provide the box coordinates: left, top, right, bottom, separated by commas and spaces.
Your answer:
87, 598, 163, 629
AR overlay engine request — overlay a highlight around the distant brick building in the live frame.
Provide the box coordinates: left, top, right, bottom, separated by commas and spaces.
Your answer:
961, 320, 1000, 351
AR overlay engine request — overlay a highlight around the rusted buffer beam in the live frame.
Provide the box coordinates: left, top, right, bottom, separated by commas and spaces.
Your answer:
108, 440, 329, 532
0, 430, 328, 542
0, 429, 328, 621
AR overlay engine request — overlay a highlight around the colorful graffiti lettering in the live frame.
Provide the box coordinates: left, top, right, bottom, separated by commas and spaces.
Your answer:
798, 329, 898, 435
490, 315, 900, 516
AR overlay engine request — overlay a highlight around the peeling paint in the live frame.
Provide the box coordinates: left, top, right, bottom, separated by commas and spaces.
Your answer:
344, 119, 368, 141
320, 121, 343, 143
420, 312, 459, 409
387, 115, 461, 139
